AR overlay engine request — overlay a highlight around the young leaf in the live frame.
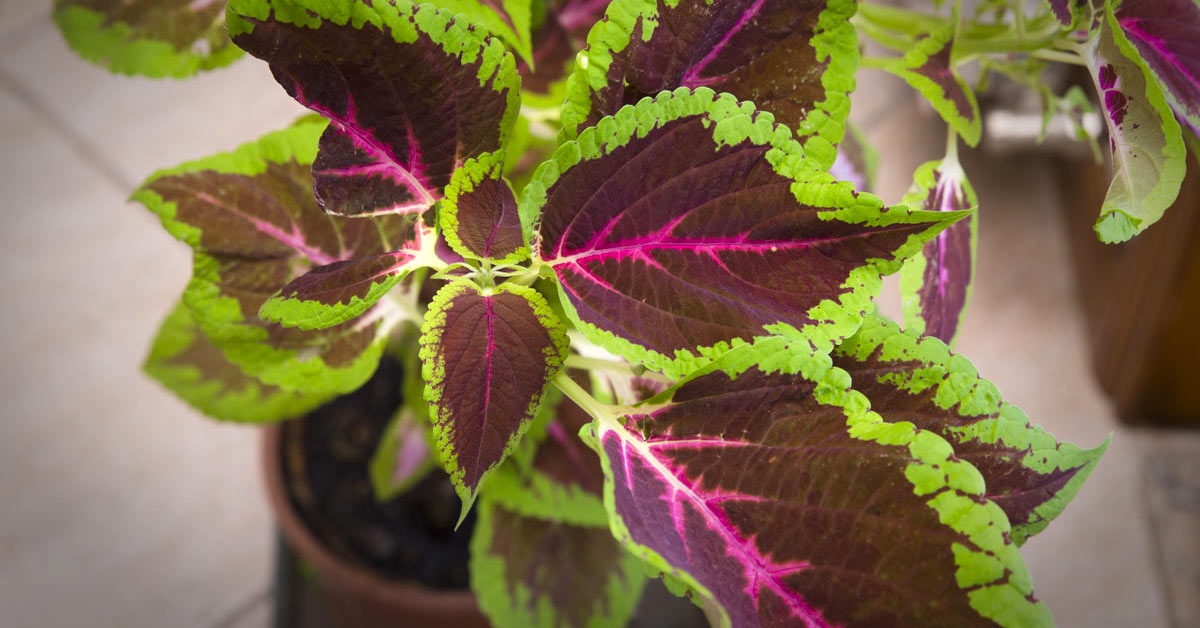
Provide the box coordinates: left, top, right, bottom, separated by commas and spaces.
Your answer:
369, 407, 435, 501
898, 159, 978, 346
53, 0, 243, 78
586, 339, 1053, 628
527, 88, 963, 379
470, 497, 646, 628
258, 221, 434, 331
836, 314, 1106, 545
441, 152, 527, 263
420, 279, 569, 516
144, 302, 329, 423
1115, 0, 1200, 135
1046, 0, 1077, 27
133, 118, 405, 394
561, 0, 858, 168
227, 0, 521, 217
889, 26, 983, 146
1085, 4, 1187, 243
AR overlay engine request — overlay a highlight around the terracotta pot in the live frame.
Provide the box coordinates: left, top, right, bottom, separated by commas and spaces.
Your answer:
261, 424, 491, 628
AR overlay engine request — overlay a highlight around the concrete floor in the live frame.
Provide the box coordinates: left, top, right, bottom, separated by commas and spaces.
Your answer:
0, 2, 1192, 627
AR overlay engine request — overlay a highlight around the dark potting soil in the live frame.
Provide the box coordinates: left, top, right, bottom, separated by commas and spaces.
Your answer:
282, 357, 474, 589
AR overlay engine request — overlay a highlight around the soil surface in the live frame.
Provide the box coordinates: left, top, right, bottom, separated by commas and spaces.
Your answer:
282, 358, 474, 589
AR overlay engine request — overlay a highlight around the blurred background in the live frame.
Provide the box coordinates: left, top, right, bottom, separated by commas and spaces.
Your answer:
0, 0, 1197, 626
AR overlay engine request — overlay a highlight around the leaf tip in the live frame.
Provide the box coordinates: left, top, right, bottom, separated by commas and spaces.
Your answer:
1094, 210, 1139, 243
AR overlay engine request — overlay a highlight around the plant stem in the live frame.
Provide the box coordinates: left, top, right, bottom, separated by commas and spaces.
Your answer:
1030, 48, 1086, 66
859, 56, 898, 70
553, 371, 622, 429
564, 355, 674, 384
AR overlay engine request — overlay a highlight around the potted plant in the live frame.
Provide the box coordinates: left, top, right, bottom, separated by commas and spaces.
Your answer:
52, 0, 1200, 626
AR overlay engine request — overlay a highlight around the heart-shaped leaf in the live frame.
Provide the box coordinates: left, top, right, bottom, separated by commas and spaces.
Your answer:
134, 118, 407, 394
1084, 4, 1186, 243
899, 159, 977, 346
587, 339, 1054, 628
526, 88, 963, 378
562, 0, 858, 169
53, 0, 242, 78
227, 0, 521, 217
835, 314, 1107, 545
420, 279, 569, 514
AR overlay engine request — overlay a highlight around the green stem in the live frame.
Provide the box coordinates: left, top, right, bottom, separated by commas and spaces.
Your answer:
859, 56, 898, 70
1030, 48, 1087, 66
553, 371, 622, 429
564, 355, 674, 384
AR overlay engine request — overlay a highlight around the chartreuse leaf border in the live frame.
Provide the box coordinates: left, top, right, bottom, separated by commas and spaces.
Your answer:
523, 87, 967, 380
469, 493, 647, 628
581, 336, 1054, 628
560, 0, 859, 171
837, 313, 1108, 546
54, 2, 244, 79
419, 278, 569, 519
144, 301, 330, 423
440, 150, 529, 265
134, 116, 396, 395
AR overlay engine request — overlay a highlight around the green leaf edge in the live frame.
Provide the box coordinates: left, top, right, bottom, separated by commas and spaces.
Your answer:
1089, 4, 1187, 244
53, 4, 244, 79
836, 313, 1109, 547
523, 87, 966, 379
898, 159, 980, 347
441, 150, 531, 264
226, 0, 523, 157
890, 26, 984, 147
144, 301, 329, 423
419, 278, 570, 522
257, 257, 418, 331
558, 0, 859, 171
469, 495, 648, 628
585, 335, 1055, 628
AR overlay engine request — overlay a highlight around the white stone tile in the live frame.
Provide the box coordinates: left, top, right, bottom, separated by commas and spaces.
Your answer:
0, 13, 306, 188
0, 85, 272, 628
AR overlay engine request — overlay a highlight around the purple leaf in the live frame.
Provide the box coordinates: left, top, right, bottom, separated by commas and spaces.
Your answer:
563, 0, 857, 166
228, 0, 521, 217
442, 154, 526, 261
1115, 0, 1200, 134
834, 314, 1106, 545
899, 160, 977, 346
420, 280, 569, 513
529, 89, 961, 378
1046, 0, 1073, 27
589, 341, 1051, 627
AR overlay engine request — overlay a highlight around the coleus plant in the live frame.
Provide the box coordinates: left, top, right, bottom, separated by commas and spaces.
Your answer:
60, 0, 1200, 626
